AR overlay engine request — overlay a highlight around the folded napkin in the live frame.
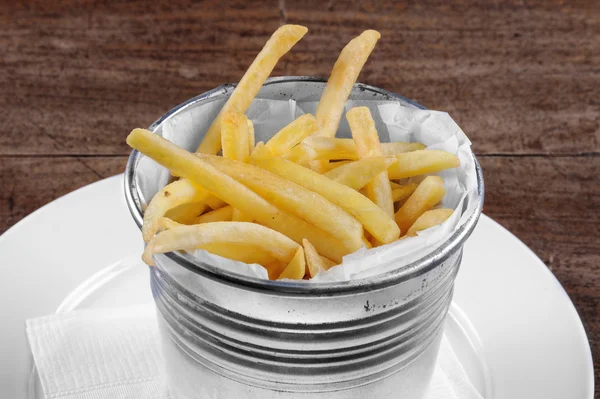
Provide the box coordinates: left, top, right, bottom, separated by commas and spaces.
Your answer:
27, 306, 483, 399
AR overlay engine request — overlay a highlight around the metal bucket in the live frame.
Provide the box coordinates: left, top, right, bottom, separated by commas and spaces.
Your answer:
124, 77, 485, 398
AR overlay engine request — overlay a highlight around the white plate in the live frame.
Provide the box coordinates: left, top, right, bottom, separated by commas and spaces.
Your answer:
0, 175, 593, 399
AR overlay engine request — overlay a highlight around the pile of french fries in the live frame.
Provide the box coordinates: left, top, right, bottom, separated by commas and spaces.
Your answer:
127, 25, 460, 280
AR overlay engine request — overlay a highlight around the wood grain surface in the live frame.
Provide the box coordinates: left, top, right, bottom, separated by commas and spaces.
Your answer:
1, 0, 598, 394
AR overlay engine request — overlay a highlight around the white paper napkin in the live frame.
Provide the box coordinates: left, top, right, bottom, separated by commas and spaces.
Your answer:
27, 306, 483, 399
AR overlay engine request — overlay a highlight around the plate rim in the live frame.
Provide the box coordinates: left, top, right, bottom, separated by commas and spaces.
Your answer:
1, 174, 594, 399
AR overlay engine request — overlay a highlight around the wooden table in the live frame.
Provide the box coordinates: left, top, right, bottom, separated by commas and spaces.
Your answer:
1, 0, 598, 392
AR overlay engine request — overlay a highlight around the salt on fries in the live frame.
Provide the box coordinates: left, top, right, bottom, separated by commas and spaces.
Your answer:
128, 26, 462, 280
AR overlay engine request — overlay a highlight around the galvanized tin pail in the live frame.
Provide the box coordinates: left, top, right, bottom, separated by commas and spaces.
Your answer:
124, 77, 485, 399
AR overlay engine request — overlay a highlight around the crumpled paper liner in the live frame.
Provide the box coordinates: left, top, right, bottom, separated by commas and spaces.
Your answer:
139, 97, 479, 282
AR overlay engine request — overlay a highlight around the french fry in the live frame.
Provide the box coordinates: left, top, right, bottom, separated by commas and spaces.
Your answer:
382, 142, 426, 155
195, 205, 234, 224
250, 141, 269, 160
323, 156, 396, 190
392, 183, 417, 202
303, 137, 425, 160
308, 159, 330, 173
404, 208, 453, 237
347, 106, 394, 218
303, 137, 356, 160
282, 142, 317, 164
221, 111, 250, 162
278, 247, 306, 280
142, 221, 300, 266
164, 202, 208, 224
247, 119, 255, 154
315, 30, 380, 137
159, 217, 277, 264
200, 242, 276, 265
395, 176, 446, 233
221, 111, 251, 218
302, 239, 335, 278
231, 209, 254, 223
321, 256, 337, 269
266, 261, 287, 280
321, 160, 352, 173
264, 114, 317, 157
159, 217, 184, 230
255, 157, 400, 243
142, 179, 214, 242
127, 129, 349, 262
198, 154, 364, 251
197, 25, 308, 154
388, 150, 460, 180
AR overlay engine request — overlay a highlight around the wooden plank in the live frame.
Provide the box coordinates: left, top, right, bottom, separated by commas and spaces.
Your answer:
0, 0, 284, 155
283, 0, 600, 155
0, 156, 126, 230
0, 1, 598, 156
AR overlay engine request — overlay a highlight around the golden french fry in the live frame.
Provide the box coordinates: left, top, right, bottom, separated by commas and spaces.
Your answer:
266, 261, 287, 280
143, 221, 300, 266
405, 208, 453, 237
304, 137, 425, 160
164, 202, 208, 224
256, 157, 400, 243
389, 181, 403, 190
225, 112, 254, 225
282, 142, 317, 164
315, 30, 380, 137
264, 114, 317, 157
159, 217, 184, 230
302, 239, 335, 278
321, 160, 352, 173
392, 183, 417, 202
159, 217, 276, 264
200, 243, 276, 265
249, 141, 269, 160
388, 150, 460, 180
221, 111, 250, 162
323, 156, 396, 190
197, 25, 308, 154
395, 176, 446, 232
347, 107, 394, 218
307, 159, 330, 173
127, 129, 349, 262
231, 209, 254, 223
320, 256, 337, 269
247, 119, 255, 154
278, 247, 306, 280
382, 142, 426, 155
199, 154, 364, 251
302, 137, 356, 160
195, 205, 234, 224
142, 179, 214, 242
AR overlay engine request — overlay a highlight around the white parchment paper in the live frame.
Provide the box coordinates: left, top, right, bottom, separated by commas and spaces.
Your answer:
178, 99, 478, 282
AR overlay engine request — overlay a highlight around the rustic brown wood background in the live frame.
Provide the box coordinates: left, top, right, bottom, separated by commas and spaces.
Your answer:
1, 0, 598, 392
